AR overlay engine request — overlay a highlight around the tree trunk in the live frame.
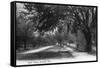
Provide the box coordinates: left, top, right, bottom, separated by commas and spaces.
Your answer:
23, 38, 27, 50
82, 28, 92, 52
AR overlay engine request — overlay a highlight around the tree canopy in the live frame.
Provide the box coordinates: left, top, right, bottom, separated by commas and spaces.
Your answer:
16, 3, 97, 52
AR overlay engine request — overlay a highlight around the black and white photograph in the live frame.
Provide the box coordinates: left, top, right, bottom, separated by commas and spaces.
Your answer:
11, 1, 97, 66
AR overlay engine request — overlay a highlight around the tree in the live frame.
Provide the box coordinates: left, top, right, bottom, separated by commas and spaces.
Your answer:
71, 7, 97, 52
22, 3, 97, 52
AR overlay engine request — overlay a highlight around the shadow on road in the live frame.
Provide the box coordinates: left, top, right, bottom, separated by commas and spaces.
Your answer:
17, 51, 74, 60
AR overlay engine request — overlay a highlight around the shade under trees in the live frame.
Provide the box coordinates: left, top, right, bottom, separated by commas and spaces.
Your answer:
16, 3, 97, 53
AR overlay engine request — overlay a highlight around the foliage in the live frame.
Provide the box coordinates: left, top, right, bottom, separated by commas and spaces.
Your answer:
16, 3, 97, 52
